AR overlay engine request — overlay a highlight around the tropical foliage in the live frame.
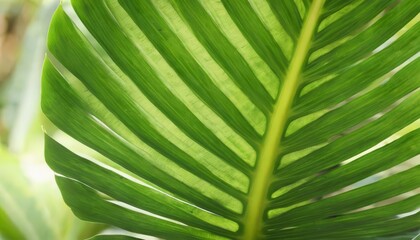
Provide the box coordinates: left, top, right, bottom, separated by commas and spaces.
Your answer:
0, 1, 105, 239
42, 0, 419, 239
0, 146, 105, 240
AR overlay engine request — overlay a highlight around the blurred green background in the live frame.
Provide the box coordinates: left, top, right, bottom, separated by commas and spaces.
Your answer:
0, 0, 105, 239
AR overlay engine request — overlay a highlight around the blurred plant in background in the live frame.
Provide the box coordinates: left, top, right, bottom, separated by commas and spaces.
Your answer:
0, 0, 104, 239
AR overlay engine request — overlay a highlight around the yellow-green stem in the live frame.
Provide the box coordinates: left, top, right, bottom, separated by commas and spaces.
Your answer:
242, 1, 325, 239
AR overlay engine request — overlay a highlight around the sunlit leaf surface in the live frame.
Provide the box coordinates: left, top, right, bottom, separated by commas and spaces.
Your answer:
42, 0, 420, 239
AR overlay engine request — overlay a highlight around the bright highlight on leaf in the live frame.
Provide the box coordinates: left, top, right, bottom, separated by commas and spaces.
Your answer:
42, 0, 420, 239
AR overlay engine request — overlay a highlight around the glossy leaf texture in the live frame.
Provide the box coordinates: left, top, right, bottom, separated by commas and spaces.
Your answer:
42, 0, 420, 239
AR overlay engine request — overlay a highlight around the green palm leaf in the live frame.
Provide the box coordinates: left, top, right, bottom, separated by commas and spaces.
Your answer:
42, 0, 420, 239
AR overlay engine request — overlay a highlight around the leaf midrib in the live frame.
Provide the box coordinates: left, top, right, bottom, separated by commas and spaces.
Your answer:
242, 1, 325, 239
